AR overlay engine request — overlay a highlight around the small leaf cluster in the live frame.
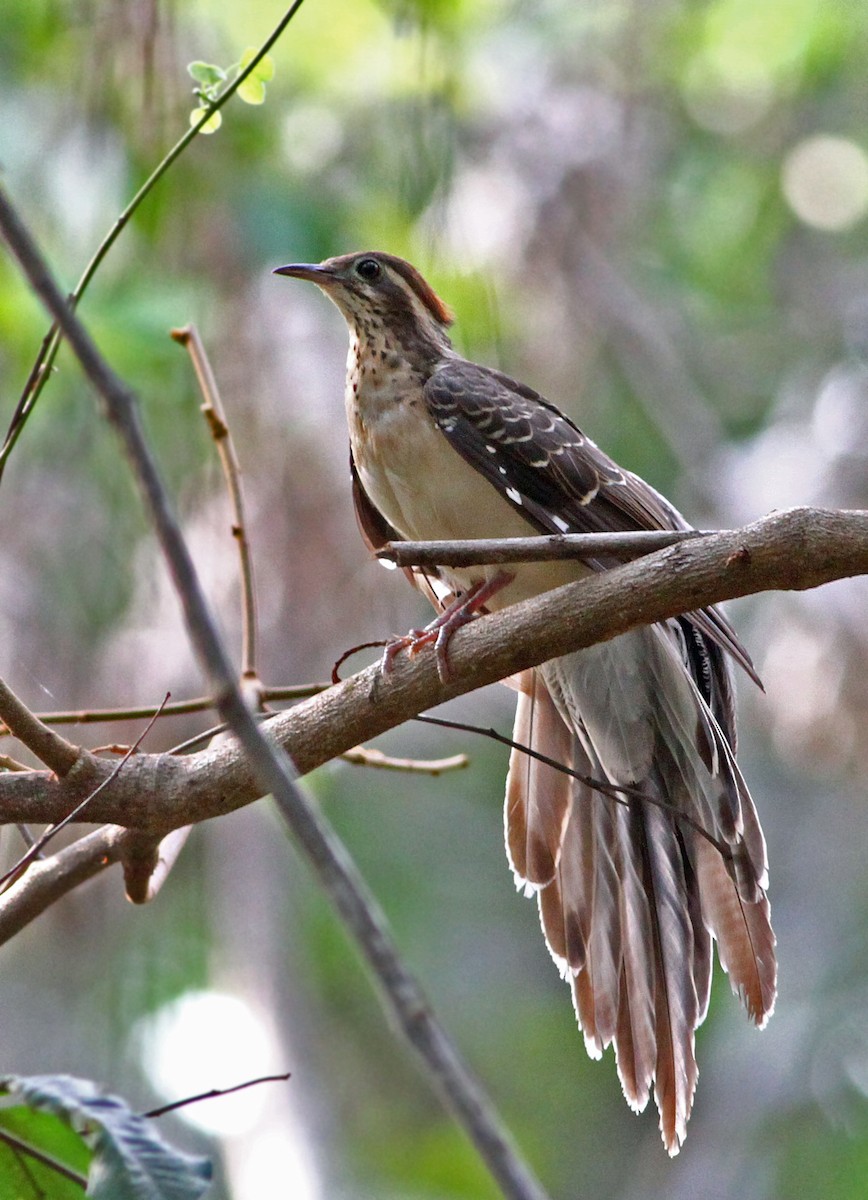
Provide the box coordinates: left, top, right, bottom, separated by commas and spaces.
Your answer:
187, 48, 276, 134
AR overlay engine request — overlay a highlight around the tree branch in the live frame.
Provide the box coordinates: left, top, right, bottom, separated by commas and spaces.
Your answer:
0, 504, 863, 830
379, 528, 705, 567
0, 826, 127, 942
173, 324, 260, 680
0, 183, 551, 1200
0, 678, 81, 776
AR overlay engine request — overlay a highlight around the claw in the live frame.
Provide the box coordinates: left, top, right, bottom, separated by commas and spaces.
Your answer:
381, 572, 513, 682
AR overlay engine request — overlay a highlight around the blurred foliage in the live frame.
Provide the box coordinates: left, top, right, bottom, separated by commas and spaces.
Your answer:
2, 0, 868, 1197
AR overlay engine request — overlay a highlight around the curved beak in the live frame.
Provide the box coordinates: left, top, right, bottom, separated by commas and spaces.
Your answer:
272, 262, 333, 283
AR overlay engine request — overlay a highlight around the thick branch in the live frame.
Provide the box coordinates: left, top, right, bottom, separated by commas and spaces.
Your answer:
0, 505, 864, 829
0, 827, 127, 941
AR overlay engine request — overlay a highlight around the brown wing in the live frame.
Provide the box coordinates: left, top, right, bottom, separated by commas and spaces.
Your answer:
423, 360, 761, 709
424, 360, 681, 539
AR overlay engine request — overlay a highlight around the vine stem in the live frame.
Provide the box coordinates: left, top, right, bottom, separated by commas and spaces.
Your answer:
0, 0, 309, 480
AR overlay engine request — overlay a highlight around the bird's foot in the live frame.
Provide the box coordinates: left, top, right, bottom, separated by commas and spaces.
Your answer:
382, 572, 513, 683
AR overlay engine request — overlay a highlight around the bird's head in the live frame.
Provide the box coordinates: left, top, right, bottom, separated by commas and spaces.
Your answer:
274, 251, 454, 360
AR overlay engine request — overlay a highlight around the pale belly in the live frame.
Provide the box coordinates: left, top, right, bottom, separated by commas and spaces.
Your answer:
350, 398, 588, 611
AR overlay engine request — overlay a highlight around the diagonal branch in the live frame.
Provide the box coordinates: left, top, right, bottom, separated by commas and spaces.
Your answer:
0, 826, 127, 942
0, 678, 81, 776
0, 184, 551, 1200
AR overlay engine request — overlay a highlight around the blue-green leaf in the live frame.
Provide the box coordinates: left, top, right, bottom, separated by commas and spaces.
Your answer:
0, 1076, 212, 1200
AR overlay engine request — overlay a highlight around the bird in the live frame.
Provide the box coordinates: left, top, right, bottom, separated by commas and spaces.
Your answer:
273, 250, 776, 1154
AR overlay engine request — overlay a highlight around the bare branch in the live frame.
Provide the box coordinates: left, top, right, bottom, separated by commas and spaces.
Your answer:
0, 756, 31, 772
380, 528, 705, 568
0, 826, 127, 943
173, 324, 259, 679
0, 698, 167, 892
0, 506, 866, 832
0, 677, 81, 776
144, 1073, 292, 1119
342, 745, 469, 774
0, 184, 551, 1200
0, 682, 326, 734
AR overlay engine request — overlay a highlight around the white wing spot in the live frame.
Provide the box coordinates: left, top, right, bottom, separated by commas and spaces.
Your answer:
551, 514, 570, 532
498, 465, 507, 475
505, 486, 523, 505
486, 444, 497, 454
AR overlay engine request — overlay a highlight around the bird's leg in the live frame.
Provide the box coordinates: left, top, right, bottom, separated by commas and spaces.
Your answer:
383, 571, 514, 683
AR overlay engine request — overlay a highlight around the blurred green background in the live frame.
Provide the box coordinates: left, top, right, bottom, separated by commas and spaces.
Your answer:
2, 0, 868, 1196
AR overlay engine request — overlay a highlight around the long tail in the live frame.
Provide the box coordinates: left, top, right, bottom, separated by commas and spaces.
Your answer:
504, 634, 776, 1155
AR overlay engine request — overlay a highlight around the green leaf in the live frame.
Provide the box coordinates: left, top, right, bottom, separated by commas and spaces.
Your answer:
239, 48, 275, 82
187, 61, 225, 87
0, 1076, 212, 1200
237, 76, 266, 105
0, 1106, 90, 1198
189, 107, 222, 134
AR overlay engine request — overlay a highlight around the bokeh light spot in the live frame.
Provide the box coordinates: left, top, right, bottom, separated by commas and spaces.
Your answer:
135, 990, 279, 1136
782, 135, 868, 231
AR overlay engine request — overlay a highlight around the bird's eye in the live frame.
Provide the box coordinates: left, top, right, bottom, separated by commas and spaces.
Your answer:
355, 258, 381, 282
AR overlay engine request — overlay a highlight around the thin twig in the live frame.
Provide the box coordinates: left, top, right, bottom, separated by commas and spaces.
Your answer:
0, 696, 168, 893
0, 677, 80, 776
15, 825, 40, 850
379, 529, 707, 568
166, 707, 276, 755
415, 714, 731, 860
341, 745, 469, 774
0, 185, 551, 1200
0, 1127, 88, 1189
1, 756, 31, 772
166, 681, 331, 755
168, 722, 231, 755
172, 324, 259, 679
144, 1072, 291, 1119
0, 682, 327, 735
0, 0, 309, 481
8, 696, 212, 729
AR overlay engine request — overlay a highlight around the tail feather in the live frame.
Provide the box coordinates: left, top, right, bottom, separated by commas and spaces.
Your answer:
643, 798, 701, 1154
615, 981, 653, 1113
505, 674, 572, 888
613, 804, 656, 1112
505, 622, 777, 1154
694, 836, 776, 1026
